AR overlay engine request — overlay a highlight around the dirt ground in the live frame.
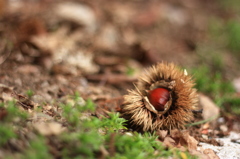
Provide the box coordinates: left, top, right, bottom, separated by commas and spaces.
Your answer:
0, 0, 240, 158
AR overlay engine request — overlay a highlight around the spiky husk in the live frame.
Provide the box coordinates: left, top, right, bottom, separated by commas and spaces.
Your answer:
121, 62, 199, 132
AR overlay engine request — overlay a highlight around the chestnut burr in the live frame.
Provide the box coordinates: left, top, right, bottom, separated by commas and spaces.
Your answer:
121, 62, 199, 132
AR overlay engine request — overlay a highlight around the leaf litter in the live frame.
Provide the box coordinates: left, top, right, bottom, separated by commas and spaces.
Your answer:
0, 0, 240, 158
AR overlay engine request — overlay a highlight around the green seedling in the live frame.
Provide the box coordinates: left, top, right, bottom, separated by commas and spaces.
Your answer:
126, 66, 135, 76
25, 90, 34, 98
226, 20, 240, 53
101, 113, 127, 132
0, 125, 16, 146
21, 136, 52, 159
0, 101, 28, 146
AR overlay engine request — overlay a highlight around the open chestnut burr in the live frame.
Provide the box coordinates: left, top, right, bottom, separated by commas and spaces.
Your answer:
121, 62, 200, 132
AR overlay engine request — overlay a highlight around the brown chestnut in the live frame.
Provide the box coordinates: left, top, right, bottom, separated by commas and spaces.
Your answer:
148, 88, 170, 111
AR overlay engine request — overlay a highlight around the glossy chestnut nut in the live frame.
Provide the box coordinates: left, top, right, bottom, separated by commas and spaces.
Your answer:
148, 88, 170, 111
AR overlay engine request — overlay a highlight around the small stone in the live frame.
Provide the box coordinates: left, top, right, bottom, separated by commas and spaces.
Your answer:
220, 125, 228, 132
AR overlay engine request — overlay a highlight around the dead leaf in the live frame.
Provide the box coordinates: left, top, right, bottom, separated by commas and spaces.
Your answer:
181, 131, 198, 151
55, 2, 97, 33
34, 122, 64, 136
159, 129, 207, 158
95, 24, 120, 51
0, 84, 14, 102
163, 136, 176, 148
156, 130, 168, 141
16, 17, 46, 44
203, 149, 220, 159
17, 64, 40, 75
11, 91, 38, 109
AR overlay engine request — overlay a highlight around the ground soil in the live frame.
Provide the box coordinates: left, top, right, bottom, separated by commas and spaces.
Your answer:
0, 0, 240, 158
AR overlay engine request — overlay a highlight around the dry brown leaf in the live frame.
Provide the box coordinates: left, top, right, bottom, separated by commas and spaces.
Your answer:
203, 149, 220, 159
168, 129, 197, 151
34, 122, 64, 136
159, 129, 218, 159
2, 92, 15, 102
181, 131, 198, 151
55, 2, 97, 33
16, 17, 46, 43
0, 84, 14, 102
190, 149, 211, 159
17, 64, 41, 75
12, 91, 38, 109
156, 130, 168, 141
95, 24, 120, 51
163, 136, 176, 148
94, 56, 124, 66
161, 129, 220, 159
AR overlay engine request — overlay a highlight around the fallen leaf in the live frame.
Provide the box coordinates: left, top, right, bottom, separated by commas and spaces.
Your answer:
163, 136, 176, 148
181, 131, 198, 151
203, 149, 220, 159
0, 84, 14, 102
17, 64, 40, 75
55, 2, 97, 33
156, 130, 168, 141
34, 122, 64, 136
95, 24, 120, 51
11, 91, 38, 109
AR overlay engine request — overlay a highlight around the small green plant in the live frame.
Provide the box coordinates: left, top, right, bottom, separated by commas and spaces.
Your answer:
208, 17, 240, 57
226, 20, 240, 52
59, 93, 184, 159
59, 94, 104, 158
0, 101, 28, 146
101, 113, 127, 132
61, 102, 80, 126
0, 125, 16, 146
110, 132, 197, 159
61, 129, 103, 159
61, 95, 95, 127
25, 90, 34, 98
0, 93, 198, 159
126, 66, 135, 76
112, 132, 162, 158
4, 101, 28, 121
220, 0, 240, 13
196, 45, 225, 72
222, 97, 240, 115
21, 136, 52, 159
208, 17, 226, 45
191, 65, 234, 106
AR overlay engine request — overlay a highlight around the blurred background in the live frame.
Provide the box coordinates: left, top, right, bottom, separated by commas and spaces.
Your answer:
0, 0, 240, 117
1, 1, 240, 158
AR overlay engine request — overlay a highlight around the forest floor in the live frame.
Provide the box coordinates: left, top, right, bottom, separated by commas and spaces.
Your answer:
0, 0, 240, 158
